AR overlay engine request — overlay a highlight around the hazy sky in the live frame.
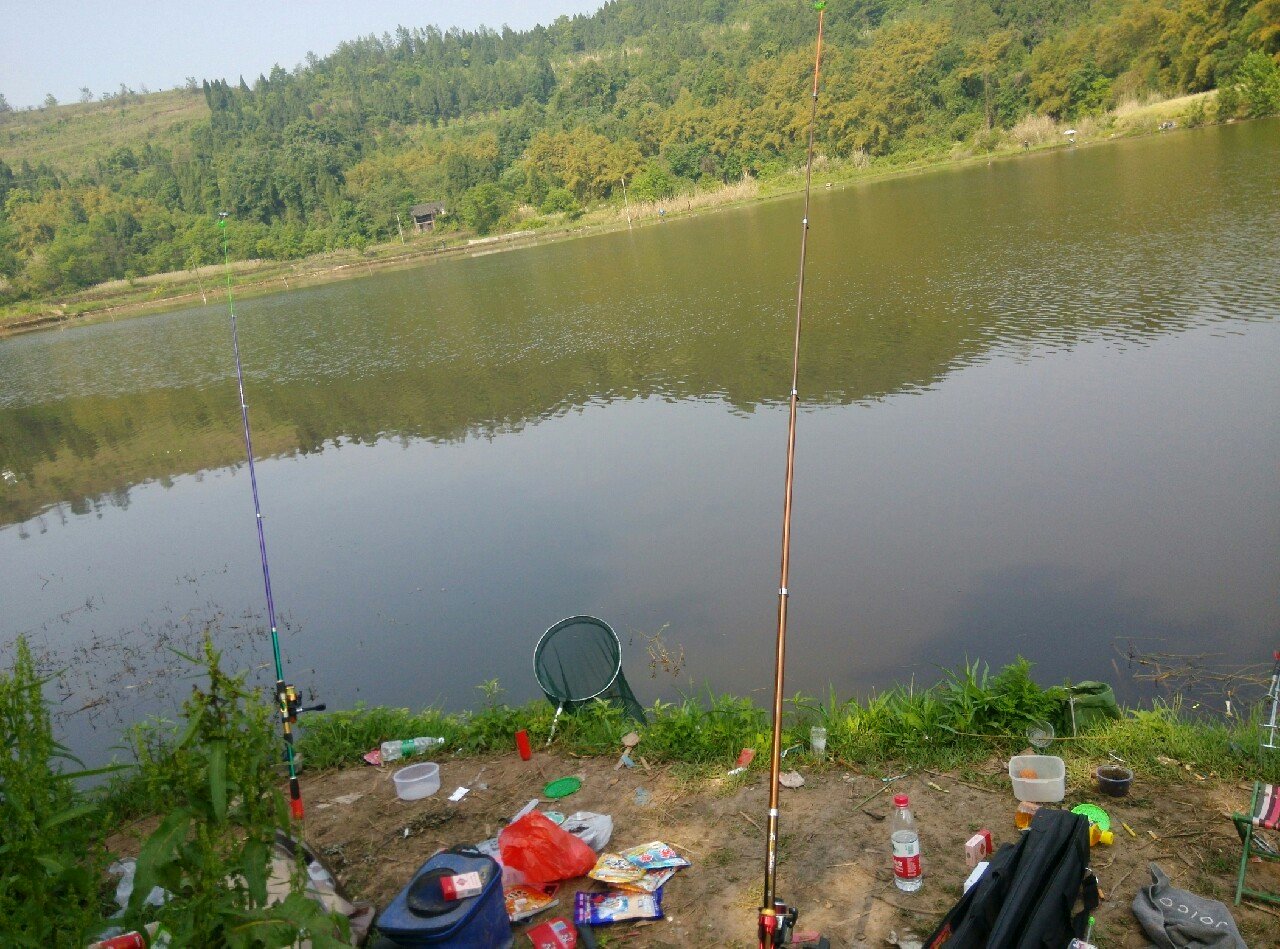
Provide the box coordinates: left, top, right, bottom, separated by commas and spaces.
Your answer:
0, 1, 603, 109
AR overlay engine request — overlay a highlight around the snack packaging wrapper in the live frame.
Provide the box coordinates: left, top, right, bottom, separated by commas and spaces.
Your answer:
526, 916, 577, 948
574, 890, 663, 926
505, 884, 560, 923
619, 840, 689, 871
615, 867, 678, 895
588, 853, 645, 886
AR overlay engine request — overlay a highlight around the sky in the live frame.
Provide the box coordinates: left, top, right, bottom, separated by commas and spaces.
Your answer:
0, 1, 604, 110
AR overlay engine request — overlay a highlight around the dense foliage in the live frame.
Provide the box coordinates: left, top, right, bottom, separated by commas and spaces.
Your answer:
1, 0, 1277, 301
121, 639, 347, 946
0, 638, 111, 946
0, 636, 345, 947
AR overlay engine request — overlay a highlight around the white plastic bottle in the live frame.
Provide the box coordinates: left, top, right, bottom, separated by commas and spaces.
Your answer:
890, 793, 923, 892
380, 736, 444, 763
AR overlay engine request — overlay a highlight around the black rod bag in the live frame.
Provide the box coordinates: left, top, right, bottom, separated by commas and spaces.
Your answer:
925, 808, 1098, 948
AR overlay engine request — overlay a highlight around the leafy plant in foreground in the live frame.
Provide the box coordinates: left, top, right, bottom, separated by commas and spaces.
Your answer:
0, 637, 113, 947
124, 637, 347, 947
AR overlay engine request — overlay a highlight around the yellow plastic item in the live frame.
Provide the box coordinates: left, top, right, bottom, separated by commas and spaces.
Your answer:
1089, 824, 1114, 847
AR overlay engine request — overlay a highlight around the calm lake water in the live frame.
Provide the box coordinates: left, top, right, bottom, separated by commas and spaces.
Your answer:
2, 120, 1278, 761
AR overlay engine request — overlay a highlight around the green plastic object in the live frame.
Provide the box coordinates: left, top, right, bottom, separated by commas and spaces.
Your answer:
544, 776, 582, 799
1071, 802, 1111, 831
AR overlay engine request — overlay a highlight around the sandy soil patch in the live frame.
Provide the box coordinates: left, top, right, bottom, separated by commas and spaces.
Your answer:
287, 750, 1280, 947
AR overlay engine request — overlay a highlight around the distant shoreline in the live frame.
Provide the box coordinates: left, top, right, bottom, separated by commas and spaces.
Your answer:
0, 92, 1230, 338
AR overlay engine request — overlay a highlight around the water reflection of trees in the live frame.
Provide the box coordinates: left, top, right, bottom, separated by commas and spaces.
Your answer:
0, 283, 1193, 531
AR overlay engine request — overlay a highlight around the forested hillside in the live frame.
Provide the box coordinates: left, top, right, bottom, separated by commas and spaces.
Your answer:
1, 0, 1276, 303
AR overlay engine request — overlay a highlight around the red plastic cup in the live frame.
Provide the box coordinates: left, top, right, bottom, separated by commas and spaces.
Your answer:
516, 729, 532, 761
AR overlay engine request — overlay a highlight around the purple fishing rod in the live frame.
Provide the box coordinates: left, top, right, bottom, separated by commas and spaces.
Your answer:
218, 212, 316, 820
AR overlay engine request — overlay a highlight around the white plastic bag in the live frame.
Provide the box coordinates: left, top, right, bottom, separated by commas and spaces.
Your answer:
561, 811, 613, 852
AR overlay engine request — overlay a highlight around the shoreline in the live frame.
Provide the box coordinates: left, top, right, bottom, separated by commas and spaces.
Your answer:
67, 649, 1280, 945
0, 93, 1230, 338
101, 674, 1280, 946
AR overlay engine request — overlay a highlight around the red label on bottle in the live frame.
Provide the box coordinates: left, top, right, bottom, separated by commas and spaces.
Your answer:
894, 853, 922, 879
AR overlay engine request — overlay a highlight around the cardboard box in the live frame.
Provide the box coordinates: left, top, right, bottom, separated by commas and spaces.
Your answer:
439, 871, 483, 901
964, 829, 993, 868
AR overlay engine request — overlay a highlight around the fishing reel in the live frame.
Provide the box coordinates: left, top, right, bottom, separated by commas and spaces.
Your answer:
759, 901, 829, 949
277, 681, 326, 724
275, 681, 325, 820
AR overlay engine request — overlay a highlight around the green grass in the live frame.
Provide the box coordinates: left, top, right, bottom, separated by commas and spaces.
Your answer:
293, 659, 1280, 787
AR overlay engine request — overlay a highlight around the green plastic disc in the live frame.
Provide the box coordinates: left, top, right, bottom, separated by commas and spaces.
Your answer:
544, 777, 582, 799
1071, 802, 1110, 830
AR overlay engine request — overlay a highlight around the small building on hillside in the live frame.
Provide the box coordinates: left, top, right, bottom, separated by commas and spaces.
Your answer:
410, 202, 445, 232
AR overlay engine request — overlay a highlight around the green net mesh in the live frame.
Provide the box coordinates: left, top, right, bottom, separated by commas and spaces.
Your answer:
533, 616, 646, 723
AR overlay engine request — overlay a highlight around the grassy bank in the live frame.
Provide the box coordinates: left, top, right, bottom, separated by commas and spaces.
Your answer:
11, 627, 1280, 945
294, 657, 1280, 786
0, 91, 1230, 336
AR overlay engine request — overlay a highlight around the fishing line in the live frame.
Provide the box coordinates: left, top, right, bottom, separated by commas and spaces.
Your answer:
758, 4, 829, 948
219, 211, 320, 821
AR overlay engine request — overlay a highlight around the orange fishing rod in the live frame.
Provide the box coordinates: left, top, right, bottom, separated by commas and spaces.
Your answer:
758, 4, 829, 948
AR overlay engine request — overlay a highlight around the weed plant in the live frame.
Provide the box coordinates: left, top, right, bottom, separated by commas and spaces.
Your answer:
121, 637, 348, 946
8, 635, 349, 947
0, 637, 114, 946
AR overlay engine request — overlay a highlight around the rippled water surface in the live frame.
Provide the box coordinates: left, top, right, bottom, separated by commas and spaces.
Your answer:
2, 121, 1277, 759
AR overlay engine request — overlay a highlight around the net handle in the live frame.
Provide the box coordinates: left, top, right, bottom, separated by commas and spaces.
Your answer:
532, 614, 623, 702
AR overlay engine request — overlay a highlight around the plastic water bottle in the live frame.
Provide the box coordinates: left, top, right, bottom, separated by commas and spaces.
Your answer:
890, 793, 923, 892
380, 736, 444, 762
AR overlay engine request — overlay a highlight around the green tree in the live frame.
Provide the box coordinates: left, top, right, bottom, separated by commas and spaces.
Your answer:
459, 181, 511, 234
539, 186, 583, 218
1233, 49, 1280, 114
1241, 0, 1280, 58
630, 163, 677, 202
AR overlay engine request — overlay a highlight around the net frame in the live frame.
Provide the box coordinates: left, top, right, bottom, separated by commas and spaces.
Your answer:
532, 614, 622, 704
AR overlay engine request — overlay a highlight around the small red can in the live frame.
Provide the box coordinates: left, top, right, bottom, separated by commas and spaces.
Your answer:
516, 729, 532, 761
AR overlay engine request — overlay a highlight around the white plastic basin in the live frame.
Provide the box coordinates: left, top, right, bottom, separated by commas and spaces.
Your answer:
1008, 754, 1065, 802
393, 762, 440, 800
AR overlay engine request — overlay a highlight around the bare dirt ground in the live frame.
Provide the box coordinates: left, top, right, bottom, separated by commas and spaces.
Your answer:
275, 750, 1280, 948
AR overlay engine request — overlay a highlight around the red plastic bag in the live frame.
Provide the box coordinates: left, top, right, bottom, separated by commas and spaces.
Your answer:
499, 812, 596, 884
